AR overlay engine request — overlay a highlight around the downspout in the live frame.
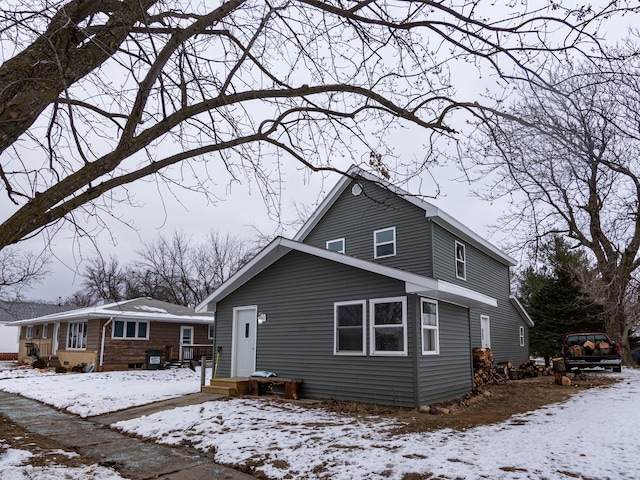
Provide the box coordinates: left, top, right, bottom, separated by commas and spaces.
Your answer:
100, 317, 115, 369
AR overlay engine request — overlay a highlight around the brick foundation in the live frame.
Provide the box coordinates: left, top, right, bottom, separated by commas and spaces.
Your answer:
0, 353, 18, 361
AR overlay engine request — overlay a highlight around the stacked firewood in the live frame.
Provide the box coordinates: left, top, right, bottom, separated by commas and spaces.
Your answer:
568, 340, 611, 356
472, 348, 495, 389
518, 358, 546, 378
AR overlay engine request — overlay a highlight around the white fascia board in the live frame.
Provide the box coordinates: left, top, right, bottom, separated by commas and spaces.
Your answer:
198, 236, 497, 311
423, 204, 517, 266
405, 280, 497, 308
293, 171, 355, 241
293, 166, 516, 266
510, 295, 534, 327
87, 312, 214, 323
195, 237, 293, 312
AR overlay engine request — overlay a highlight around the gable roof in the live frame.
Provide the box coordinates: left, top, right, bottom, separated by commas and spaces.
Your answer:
509, 296, 535, 327
7, 297, 215, 326
196, 237, 497, 313
293, 166, 517, 266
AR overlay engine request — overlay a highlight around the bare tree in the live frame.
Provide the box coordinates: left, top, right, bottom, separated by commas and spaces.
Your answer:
0, 248, 49, 300
70, 230, 255, 306
463, 45, 640, 362
1, 1, 636, 253
191, 230, 258, 300
79, 255, 128, 303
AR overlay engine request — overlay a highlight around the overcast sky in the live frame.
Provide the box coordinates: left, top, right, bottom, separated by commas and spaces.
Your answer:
20, 154, 507, 303
8, 3, 635, 303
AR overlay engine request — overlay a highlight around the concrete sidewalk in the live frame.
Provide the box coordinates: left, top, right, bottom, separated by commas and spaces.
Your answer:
0, 391, 255, 480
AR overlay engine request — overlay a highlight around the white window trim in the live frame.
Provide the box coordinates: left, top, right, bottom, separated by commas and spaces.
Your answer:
208, 324, 215, 340
67, 321, 88, 350
519, 326, 525, 347
369, 296, 407, 356
42, 324, 48, 339
334, 300, 366, 356
25, 326, 33, 339
374, 227, 396, 259
455, 241, 466, 280
480, 315, 491, 349
326, 238, 346, 254
420, 298, 439, 355
112, 320, 150, 340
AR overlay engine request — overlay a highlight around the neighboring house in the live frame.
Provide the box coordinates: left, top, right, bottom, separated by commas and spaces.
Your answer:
196, 167, 533, 407
0, 302, 75, 360
9, 298, 215, 371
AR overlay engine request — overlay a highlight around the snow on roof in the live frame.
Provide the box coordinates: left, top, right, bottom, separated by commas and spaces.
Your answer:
8, 297, 214, 326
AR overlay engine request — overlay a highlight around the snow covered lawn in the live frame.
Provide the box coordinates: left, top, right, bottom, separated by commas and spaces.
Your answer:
0, 362, 204, 417
1, 361, 638, 480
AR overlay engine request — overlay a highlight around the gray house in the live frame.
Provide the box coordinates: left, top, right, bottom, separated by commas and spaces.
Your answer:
196, 168, 532, 407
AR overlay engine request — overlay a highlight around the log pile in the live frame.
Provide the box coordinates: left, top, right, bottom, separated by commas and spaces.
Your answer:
472, 348, 495, 389
518, 358, 546, 378
473, 348, 551, 389
568, 340, 611, 356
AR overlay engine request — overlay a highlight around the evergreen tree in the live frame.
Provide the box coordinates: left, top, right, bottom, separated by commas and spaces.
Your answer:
518, 237, 603, 357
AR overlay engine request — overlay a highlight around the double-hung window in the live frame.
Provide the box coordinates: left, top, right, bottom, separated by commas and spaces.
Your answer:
67, 321, 88, 350
112, 320, 149, 340
208, 324, 215, 340
334, 301, 366, 355
25, 326, 33, 339
421, 299, 439, 354
370, 297, 407, 355
42, 324, 48, 339
519, 326, 525, 347
374, 227, 396, 258
326, 238, 345, 254
455, 241, 466, 280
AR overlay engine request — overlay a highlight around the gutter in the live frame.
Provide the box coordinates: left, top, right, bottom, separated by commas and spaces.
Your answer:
99, 317, 115, 369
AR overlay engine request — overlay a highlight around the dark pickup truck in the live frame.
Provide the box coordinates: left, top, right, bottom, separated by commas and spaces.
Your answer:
562, 332, 622, 372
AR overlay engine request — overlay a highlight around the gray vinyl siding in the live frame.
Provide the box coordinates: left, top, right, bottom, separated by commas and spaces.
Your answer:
432, 223, 529, 363
215, 250, 418, 407
415, 300, 472, 406
303, 181, 433, 277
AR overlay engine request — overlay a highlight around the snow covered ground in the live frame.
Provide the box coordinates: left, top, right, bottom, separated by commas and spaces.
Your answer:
0, 444, 127, 480
0, 362, 206, 417
1, 361, 638, 480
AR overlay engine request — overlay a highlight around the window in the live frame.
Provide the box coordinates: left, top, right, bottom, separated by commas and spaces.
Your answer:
112, 320, 149, 340
42, 324, 48, 339
67, 321, 88, 350
421, 299, 439, 354
326, 238, 345, 254
25, 326, 33, 339
374, 227, 396, 258
480, 315, 491, 348
208, 324, 215, 340
334, 301, 366, 355
370, 297, 407, 355
519, 326, 525, 347
455, 241, 466, 279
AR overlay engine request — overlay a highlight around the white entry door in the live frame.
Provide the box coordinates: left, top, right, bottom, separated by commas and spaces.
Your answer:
52, 322, 60, 354
480, 315, 491, 348
180, 326, 194, 361
232, 306, 257, 377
